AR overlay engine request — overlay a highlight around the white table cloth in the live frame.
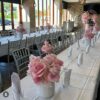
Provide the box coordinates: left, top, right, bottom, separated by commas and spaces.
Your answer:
0, 37, 100, 100
0, 29, 61, 57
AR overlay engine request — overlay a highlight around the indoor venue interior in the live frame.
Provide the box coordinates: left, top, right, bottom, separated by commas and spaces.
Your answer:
0, 0, 100, 100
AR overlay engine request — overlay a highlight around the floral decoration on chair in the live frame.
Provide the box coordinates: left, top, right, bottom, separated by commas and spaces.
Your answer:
41, 40, 53, 54
81, 10, 100, 40
27, 53, 63, 84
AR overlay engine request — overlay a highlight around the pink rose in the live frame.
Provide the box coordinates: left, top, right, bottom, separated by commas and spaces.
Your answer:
84, 33, 94, 40
32, 76, 42, 84
30, 56, 41, 65
28, 54, 63, 83
43, 54, 56, 64
54, 58, 63, 66
47, 73, 60, 82
41, 41, 53, 54
30, 62, 46, 77
49, 67, 60, 75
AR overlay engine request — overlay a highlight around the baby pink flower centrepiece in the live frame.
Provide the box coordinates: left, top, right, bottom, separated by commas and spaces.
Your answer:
81, 11, 89, 24
28, 53, 63, 84
41, 41, 53, 54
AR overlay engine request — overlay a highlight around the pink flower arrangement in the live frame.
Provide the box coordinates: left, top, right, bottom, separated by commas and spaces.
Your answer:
27, 54, 63, 84
81, 11, 89, 24
41, 40, 53, 54
84, 25, 94, 39
92, 14, 100, 32
92, 14, 98, 23
16, 24, 26, 33
84, 33, 94, 40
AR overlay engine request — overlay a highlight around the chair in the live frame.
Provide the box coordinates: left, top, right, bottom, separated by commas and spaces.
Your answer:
25, 36, 39, 56
25, 37, 34, 48
0, 62, 16, 92
11, 72, 28, 100
34, 35, 43, 56
50, 33, 61, 54
8, 40, 22, 63
12, 48, 30, 79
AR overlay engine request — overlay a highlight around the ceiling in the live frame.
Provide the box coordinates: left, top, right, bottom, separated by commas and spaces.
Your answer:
63, 0, 100, 3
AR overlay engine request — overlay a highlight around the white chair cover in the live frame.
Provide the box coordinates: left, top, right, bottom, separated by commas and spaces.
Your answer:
60, 68, 72, 88
77, 39, 80, 49
97, 31, 100, 39
67, 46, 72, 58
77, 52, 83, 66
91, 38, 95, 47
11, 72, 23, 100
85, 45, 90, 54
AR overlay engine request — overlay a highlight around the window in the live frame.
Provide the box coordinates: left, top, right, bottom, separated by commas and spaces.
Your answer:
50, 0, 53, 25
35, 0, 54, 27
13, 3, 20, 29
47, 0, 50, 24
62, 9, 67, 24
4, 2, 12, 30
0, 1, 22, 30
43, 0, 46, 26
39, 0, 42, 26
35, 0, 38, 27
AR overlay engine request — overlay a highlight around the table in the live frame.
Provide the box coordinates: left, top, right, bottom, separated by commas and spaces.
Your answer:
0, 29, 61, 57
0, 37, 100, 100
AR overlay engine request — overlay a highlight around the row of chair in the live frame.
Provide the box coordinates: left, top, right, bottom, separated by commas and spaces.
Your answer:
7, 31, 73, 62
0, 29, 83, 92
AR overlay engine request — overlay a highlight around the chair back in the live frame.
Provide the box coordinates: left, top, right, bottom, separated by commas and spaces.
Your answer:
25, 37, 35, 48
8, 40, 22, 62
8, 40, 22, 53
12, 48, 30, 78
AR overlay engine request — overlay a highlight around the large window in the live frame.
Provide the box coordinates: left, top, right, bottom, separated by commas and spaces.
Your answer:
50, 0, 53, 25
0, 1, 22, 30
43, 0, 46, 26
47, 0, 50, 24
39, 0, 42, 26
13, 3, 20, 29
4, 2, 12, 30
62, 9, 67, 24
35, 0, 54, 27
35, 0, 39, 27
